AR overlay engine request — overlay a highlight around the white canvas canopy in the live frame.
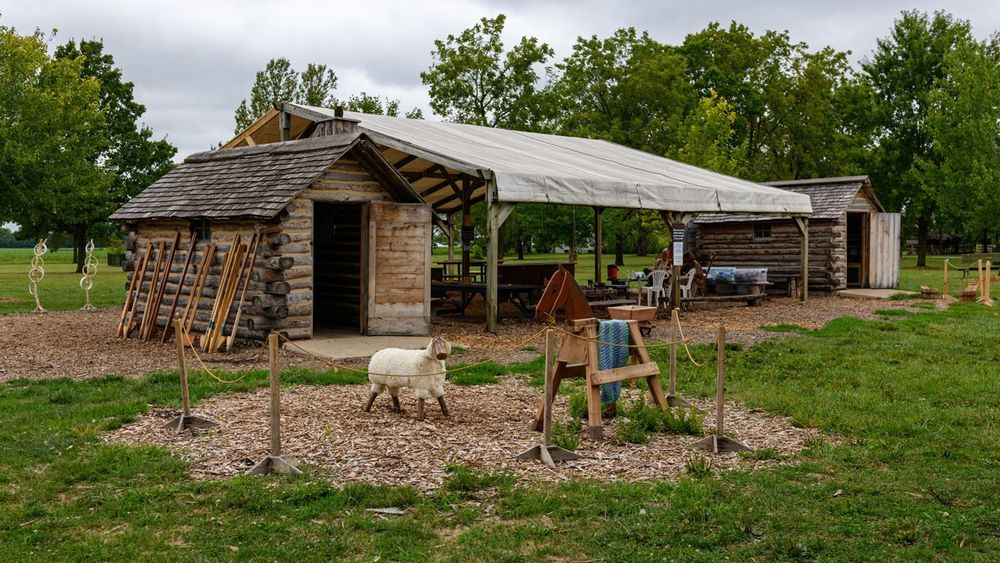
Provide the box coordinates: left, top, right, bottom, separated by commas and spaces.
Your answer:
224, 103, 816, 331
286, 103, 812, 216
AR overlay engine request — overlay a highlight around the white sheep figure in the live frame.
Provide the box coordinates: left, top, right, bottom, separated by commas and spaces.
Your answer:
363, 336, 451, 421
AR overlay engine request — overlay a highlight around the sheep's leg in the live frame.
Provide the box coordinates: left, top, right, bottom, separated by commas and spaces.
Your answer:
362, 391, 379, 413
417, 398, 425, 421
390, 395, 401, 412
437, 396, 450, 418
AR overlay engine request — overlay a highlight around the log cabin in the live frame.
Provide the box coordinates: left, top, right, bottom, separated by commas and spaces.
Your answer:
110, 117, 434, 340
692, 176, 900, 293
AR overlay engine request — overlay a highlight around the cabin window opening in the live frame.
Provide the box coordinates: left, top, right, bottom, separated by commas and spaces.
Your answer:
753, 223, 772, 240
192, 219, 211, 241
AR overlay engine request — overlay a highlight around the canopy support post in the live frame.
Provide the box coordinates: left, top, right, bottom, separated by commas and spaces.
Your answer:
461, 180, 473, 282
795, 217, 809, 302
661, 212, 695, 310
594, 207, 604, 285
486, 182, 515, 333
447, 212, 455, 261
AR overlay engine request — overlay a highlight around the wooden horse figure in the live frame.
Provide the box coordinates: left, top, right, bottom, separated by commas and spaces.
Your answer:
533, 267, 669, 440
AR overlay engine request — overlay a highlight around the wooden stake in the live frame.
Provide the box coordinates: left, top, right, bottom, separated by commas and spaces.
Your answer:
163, 318, 217, 432
134, 241, 164, 338
203, 236, 242, 351
118, 242, 150, 337
943, 259, 949, 296
143, 232, 180, 341
516, 329, 580, 467
161, 232, 198, 343
977, 259, 984, 302
210, 242, 246, 351
985, 261, 994, 307
667, 308, 692, 408
180, 242, 216, 341
226, 232, 261, 352
247, 333, 302, 475
691, 324, 751, 454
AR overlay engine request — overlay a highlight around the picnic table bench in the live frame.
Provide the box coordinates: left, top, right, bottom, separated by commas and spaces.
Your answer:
955, 254, 1000, 278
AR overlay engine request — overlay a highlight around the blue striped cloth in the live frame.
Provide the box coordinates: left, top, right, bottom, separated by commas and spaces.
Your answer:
597, 320, 629, 404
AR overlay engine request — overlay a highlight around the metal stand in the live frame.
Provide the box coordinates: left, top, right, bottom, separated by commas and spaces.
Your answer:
247, 333, 302, 476
691, 325, 752, 453
29, 238, 47, 313
518, 329, 580, 467
80, 239, 98, 311
163, 319, 218, 432
667, 308, 692, 408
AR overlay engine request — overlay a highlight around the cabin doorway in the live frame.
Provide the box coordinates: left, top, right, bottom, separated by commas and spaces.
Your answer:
846, 212, 869, 287
313, 202, 367, 332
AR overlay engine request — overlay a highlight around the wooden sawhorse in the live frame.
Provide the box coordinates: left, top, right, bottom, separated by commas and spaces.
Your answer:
532, 318, 668, 440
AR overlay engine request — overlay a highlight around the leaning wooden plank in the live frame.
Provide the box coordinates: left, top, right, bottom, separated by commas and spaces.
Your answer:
117, 242, 150, 338
211, 242, 248, 352
132, 240, 164, 339
203, 237, 243, 352
143, 231, 181, 341
161, 232, 198, 343
226, 231, 261, 352
212, 242, 247, 351
180, 242, 216, 342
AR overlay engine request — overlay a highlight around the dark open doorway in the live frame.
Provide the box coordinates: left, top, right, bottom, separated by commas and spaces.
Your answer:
846, 212, 868, 287
313, 203, 366, 331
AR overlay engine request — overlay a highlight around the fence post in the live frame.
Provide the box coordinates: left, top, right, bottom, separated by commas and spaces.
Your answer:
943, 259, 949, 296
667, 308, 691, 408
691, 324, 751, 454
247, 333, 302, 475
163, 318, 217, 432
517, 328, 579, 467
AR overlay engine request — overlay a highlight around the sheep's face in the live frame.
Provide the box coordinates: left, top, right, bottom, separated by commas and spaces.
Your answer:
429, 337, 451, 361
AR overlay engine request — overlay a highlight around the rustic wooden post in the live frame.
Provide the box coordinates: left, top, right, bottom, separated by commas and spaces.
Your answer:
795, 217, 809, 303
163, 319, 217, 432
248, 333, 302, 475
594, 207, 604, 285
447, 211, 455, 261
977, 259, 984, 302
984, 261, 994, 306
517, 329, 580, 467
943, 258, 949, 296
278, 110, 290, 142
485, 180, 515, 333
691, 325, 751, 454
667, 308, 691, 408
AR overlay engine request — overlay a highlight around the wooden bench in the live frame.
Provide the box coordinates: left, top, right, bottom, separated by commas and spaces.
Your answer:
956, 254, 1000, 278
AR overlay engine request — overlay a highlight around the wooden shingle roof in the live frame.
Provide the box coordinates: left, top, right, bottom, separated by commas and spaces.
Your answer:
110, 134, 359, 221
695, 176, 881, 224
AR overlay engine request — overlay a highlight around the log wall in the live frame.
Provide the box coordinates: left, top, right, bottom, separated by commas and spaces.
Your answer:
123, 150, 433, 341
692, 218, 847, 292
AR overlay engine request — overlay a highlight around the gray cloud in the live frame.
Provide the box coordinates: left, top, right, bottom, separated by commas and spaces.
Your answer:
4, 0, 999, 158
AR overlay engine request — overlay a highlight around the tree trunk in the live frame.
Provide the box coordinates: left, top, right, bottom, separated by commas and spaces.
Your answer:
516, 239, 525, 260
73, 229, 87, 274
615, 234, 624, 265
636, 232, 648, 256
916, 214, 928, 268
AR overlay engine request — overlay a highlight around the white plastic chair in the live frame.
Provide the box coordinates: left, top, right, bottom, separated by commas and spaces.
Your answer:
639, 269, 668, 307
680, 270, 697, 299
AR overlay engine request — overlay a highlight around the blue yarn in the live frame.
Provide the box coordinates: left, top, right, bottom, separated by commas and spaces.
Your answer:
597, 320, 629, 404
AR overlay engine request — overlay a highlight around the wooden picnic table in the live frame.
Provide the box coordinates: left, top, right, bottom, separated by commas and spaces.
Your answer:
432, 281, 541, 318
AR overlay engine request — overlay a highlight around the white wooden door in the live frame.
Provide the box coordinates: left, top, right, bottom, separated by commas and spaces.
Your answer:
869, 212, 901, 288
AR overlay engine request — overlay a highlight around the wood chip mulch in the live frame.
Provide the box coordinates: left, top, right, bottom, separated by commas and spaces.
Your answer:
105, 378, 825, 491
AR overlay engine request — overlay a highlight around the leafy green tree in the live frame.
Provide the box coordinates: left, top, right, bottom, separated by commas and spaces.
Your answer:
421, 14, 554, 129
553, 28, 692, 154
53, 39, 176, 271
680, 22, 859, 181
344, 92, 423, 119
234, 57, 305, 132
863, 10, 973, 266
669, 92, 745, 176
0, 26, 110, 253
920, 36, 1000, 247
299, 63, 338, 107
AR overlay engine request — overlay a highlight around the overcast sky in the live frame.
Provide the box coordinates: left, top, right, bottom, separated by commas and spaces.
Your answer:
4, 0, 1000, 158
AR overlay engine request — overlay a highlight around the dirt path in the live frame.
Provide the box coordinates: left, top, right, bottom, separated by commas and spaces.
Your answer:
0, 295, 926, 381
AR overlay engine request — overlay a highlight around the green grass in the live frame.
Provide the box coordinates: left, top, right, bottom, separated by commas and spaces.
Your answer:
0, 248, 126, 314
2, 303, 999, 558
760, 323, 809, 333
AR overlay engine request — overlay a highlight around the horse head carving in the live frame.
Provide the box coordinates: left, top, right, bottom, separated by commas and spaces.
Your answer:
534, 266, 594, 323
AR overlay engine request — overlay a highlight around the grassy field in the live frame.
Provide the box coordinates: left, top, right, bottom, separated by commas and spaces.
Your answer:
1, 300, 999, 558
0, 248, 126, 315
